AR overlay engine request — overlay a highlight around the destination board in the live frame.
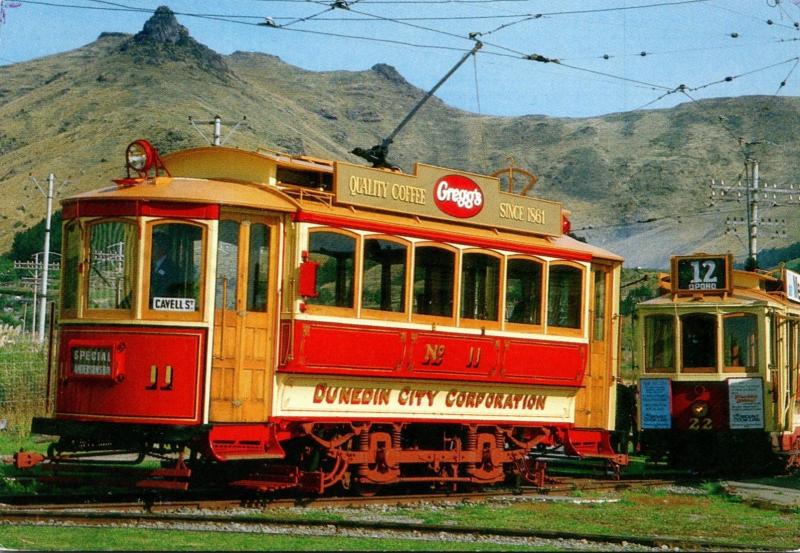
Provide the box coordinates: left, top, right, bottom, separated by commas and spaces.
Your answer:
671, 254, 733, 296
785, 268, 800, 304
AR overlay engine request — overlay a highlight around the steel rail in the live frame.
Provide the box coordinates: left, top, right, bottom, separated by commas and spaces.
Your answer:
0, 506, 775, 551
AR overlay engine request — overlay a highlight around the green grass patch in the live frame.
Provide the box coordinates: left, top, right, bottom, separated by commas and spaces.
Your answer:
0, 525, 547, 551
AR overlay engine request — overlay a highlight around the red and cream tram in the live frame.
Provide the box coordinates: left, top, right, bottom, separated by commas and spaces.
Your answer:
17, 140, 626, 492
636, 254, 800, 471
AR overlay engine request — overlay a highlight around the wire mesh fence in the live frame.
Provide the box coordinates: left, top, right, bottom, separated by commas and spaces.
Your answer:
0, 327, 51, 435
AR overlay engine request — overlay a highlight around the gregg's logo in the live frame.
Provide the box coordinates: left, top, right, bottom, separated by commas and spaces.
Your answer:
433, 175, 484, 218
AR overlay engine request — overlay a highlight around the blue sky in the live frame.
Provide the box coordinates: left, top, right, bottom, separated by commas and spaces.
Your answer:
2, 0, 800, 117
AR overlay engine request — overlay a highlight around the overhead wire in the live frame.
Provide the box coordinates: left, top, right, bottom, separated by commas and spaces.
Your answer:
10, 0, 800, 110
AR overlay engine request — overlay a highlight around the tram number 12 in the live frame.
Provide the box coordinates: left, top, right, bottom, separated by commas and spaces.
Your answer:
688, 417, 713, 430
689, 260, 717, 287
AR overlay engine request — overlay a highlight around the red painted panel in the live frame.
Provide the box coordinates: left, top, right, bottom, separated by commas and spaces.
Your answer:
671, 381, 729, 431
293, 322, 406, 373
139, 201, 219, 219
72, 200, 219, 220
56, 326, 205, 424
501, 339, 587, 386
62, 201, 78, 220
77, 200, 139, 217
279, 320, 588, 388
409, 332, 497, 378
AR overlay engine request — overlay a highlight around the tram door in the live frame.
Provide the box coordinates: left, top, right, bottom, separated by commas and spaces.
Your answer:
210, 213, 279, 422
575, 264, 614, 428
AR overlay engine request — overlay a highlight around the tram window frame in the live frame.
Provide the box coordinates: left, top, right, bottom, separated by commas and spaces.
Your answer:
722, 312, 759, 373
360, 236, 410, 322
306, 228, 359, 316
680, 312, 717, 373
412, 243, 458, 324
84, 218, 138, 318
460, 249, 503, 329
643, 314, 676, 373
143, 220, 207, 322
504, 256, 545, 332
60, 219, 83, 318
546, 261, 585, 337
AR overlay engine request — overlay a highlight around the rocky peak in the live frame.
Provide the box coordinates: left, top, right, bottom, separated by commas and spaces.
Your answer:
371, 64, 408, 86
119, 6, 231, 77
134, 6, 188, 45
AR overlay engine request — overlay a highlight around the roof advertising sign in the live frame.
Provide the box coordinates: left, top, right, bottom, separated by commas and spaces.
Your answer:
335, 162, 562, 236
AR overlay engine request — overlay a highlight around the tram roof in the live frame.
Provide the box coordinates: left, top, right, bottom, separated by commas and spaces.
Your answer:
64, 145, 623, 263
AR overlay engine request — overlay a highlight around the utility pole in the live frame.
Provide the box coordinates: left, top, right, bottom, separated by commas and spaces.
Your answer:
189, 115, 247, 146
710, 158, 795, 268
27, 173, 59, 344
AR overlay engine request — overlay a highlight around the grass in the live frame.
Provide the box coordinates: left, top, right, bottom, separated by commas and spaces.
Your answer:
0, 526, 548, 551
2, 484, 798, 551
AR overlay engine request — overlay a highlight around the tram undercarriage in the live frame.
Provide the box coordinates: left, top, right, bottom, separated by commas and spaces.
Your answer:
15, 420, 625, 494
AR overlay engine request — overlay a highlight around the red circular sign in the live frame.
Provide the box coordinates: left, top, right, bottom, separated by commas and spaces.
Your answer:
433, 175, 484, 218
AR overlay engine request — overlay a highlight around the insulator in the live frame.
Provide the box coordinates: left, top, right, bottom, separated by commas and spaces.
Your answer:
392, 425, 402, 449
495, 428, 505, 449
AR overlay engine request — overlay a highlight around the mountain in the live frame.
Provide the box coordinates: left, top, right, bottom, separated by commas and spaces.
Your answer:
2, 6, 799, 268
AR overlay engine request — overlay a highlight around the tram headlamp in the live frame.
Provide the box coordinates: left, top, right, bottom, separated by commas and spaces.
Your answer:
126, 139, 156, 174
690, 401, 709, 417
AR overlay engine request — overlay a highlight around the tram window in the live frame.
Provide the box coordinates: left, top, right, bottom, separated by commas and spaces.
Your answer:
362, 238, 407, 313
413, 245, 455, 317
547, 264, 583, 329
644, 315, 675, 373
215, 220, 239, 311
87, 220, 136, 311
61, 221, 81, 312
505, 258, 542, 326
681, 313, 717, 372
307, 230, 355, 308
148, 223, 203, 312
593, 270, 607, 342
723, 313, 757, 371
461, 252, 500, 321
247, 224, 270, 312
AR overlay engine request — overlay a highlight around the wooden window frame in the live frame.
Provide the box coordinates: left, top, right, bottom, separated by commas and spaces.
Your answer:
142, 220, 208, 323
545, 260, 585, 338
360, 235, 411, 323
643, 314, 677, 374
305, 227, 360, 318
679, 312, 718, 374
503, 254, 545, 334
82, 217, 139, 320
722, 312, 759, 374
60, 218, 83, 320
411, 242, 459, 326
459, 249, 504, 331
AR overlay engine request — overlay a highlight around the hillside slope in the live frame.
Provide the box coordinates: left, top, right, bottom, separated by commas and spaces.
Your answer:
2, 7, 799, 268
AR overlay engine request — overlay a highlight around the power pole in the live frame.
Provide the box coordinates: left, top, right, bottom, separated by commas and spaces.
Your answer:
188, 115, 247, 146
710, 159, 795, 268
28, 173, 60, 344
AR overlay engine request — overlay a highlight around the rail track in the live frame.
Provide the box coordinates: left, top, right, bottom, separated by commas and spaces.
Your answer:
0, 499, 770, 552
